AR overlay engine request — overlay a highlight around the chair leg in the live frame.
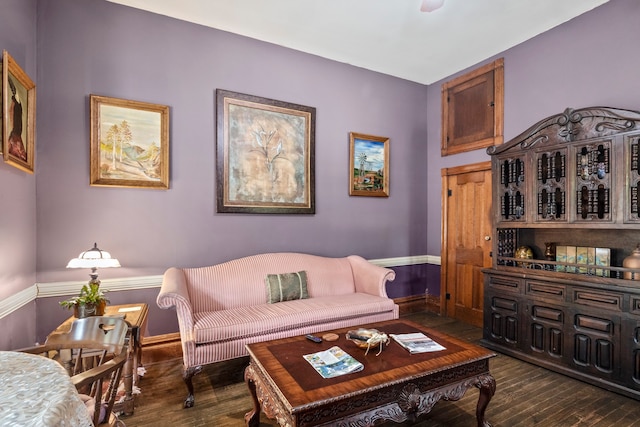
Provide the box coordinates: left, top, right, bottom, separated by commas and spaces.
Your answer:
182, 365, 203, 408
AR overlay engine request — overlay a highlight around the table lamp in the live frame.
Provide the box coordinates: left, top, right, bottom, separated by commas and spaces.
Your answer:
66, 242, 121, 288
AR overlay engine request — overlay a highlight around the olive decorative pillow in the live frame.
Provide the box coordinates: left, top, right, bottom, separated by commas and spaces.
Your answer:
266, 271, 309, 303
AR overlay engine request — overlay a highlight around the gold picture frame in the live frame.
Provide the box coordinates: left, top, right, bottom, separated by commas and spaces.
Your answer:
3, 50, 36, 173
216, 89, 315, 214
349, 132, 389, 197
90, 95, 169, 189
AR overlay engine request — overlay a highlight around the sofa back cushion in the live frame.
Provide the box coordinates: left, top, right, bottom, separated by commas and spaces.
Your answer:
183, 253, 357, 313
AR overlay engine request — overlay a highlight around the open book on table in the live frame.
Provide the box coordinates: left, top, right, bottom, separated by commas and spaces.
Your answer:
389, 332, 446, 354
303, 346, 364, 378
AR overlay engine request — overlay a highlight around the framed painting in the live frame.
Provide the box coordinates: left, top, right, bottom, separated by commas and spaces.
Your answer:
3, 50, 36, 173
216, 89, 315, 214
90, 95, 169, 189
349, 132, 389, 197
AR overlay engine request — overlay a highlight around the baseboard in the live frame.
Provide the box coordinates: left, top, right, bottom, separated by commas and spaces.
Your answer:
141, 332, 182, 364
425, 294, 440, 314
395, 295, 427, 316
140, 296, 437, 364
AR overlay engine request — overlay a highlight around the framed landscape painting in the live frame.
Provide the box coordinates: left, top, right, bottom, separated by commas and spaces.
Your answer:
90, 95, 169, 189
3, 50, 36, 173
216, 89, 316, 214
349, 132, 389, 197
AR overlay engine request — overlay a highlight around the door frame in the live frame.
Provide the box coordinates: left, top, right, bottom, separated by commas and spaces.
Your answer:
440, 160, 492, 317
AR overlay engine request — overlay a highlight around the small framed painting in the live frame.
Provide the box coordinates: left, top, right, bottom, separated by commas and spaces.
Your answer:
3, 50, 36, 173
216, 89, 316, 214
90, 95, 170, 189
349, 132, 389, 197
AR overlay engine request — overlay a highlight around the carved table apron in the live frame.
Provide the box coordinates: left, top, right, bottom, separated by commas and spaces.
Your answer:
244, 319, 496, 427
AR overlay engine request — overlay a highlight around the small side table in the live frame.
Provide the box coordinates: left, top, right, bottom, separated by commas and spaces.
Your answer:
50, 303, 149, 416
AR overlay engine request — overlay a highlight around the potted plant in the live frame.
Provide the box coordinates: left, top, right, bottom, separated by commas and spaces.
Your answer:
59, 282, 109, 318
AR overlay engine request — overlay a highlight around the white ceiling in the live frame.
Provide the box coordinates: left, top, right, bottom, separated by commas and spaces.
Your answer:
106, 0, 609, 85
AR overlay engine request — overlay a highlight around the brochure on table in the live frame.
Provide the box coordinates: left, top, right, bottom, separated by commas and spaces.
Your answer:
303, 346, 364, 378
389, 332, 446, 354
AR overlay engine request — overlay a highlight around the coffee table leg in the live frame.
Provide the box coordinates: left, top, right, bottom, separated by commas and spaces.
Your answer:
475, 373, 496, 427
244, 364, 261, 427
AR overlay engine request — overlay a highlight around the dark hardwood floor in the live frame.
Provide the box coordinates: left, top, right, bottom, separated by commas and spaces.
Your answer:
123, 312, 640, 426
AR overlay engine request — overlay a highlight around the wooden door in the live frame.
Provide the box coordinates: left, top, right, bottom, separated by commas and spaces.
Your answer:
441, 162, 492, 327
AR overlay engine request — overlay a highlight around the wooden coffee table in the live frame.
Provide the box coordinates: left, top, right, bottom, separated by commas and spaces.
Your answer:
244, 319, 496, 427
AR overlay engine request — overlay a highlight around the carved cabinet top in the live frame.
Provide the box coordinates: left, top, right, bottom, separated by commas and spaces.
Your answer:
488, 106, 640, 156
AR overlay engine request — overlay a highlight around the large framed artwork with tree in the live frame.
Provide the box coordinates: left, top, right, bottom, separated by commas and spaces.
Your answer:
90, 95, 169, 189
216, 89, 316, 214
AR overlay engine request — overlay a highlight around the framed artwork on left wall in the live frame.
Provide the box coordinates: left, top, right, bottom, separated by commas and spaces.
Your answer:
90, 95, 170, 189
2, 50, 36, 173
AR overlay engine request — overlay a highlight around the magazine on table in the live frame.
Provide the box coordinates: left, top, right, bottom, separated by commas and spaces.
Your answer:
303, 346, 364, 378
389, 332, 446, 354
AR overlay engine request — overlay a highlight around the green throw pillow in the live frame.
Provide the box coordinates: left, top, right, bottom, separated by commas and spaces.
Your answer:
266, 271, 309, 303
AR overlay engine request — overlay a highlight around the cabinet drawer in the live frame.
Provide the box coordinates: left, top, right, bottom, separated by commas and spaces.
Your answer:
526, 280, 565, 301
531, 305, 564, 323
491, 296, 518, 312
574, 314, 614, 334
487, 275, 522, 293
572, 289, 622, 312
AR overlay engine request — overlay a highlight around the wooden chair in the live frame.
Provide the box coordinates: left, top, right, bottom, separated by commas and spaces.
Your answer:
20, 316, 130, 427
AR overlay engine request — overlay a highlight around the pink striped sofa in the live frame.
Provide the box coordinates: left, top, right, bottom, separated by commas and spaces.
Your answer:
157, 252, 398, 408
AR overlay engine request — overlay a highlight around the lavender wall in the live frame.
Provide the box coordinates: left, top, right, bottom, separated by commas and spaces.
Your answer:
426, 0, 640, 256
31, 0, 431, 341
0, 0, 37, 350
5, 0, 636, 347
35, 0, 429, 281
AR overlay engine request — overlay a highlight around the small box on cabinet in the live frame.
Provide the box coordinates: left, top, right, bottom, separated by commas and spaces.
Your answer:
595, 248, 611, 277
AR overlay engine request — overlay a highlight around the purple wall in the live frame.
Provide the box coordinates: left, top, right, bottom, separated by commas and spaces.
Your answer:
426, 0, 640, 255
3, 0, 637, 347
30, 0, 431, 341
386, 263, 440, 299
0, 0, 37, 350
35, 0, 430, 282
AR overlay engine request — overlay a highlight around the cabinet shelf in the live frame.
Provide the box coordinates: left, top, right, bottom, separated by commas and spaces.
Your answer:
495, 256, 640, 281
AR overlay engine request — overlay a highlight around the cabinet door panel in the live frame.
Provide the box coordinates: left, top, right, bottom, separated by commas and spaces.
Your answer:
573, 140, 613, 222
621, 319, 640, 389
534, 147, 567, 222
569, 311, 620, 379
485, 294, 519, 347
624, 133, 640, 223
496, 154, 527, 223
526, 303, 565, 360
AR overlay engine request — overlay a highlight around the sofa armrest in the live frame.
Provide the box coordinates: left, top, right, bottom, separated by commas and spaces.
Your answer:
347, 255, 396, 297
157, 268, 195, 342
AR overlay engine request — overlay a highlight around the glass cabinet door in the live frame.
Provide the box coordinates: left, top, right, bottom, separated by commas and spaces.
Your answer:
534, 148, 567, 222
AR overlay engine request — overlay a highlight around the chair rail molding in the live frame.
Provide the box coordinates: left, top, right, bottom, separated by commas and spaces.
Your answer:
0, 286, 37, 318
0, 254, 441, 319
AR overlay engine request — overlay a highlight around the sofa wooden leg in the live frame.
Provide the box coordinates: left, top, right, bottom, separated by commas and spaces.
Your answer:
182, 365, 203, 408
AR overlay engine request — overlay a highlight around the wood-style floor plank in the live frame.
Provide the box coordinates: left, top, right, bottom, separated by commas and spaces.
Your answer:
122, 311, 640, 426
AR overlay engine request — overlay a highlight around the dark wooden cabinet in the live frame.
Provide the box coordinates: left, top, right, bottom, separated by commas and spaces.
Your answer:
483, 107, 640, 400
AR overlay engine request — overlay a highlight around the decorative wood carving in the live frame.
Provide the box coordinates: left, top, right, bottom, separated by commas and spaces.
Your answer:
488, 106, 640, 155
246, 358, 495, 427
